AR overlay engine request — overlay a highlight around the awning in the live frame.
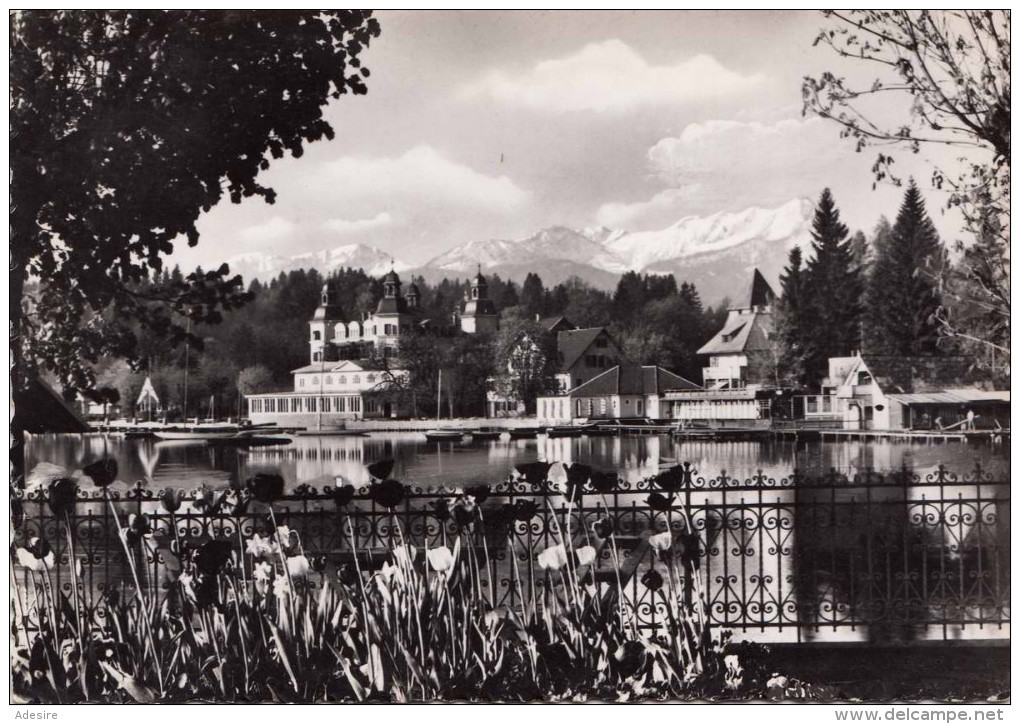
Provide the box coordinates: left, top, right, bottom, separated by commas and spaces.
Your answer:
887, 389, 1010, 405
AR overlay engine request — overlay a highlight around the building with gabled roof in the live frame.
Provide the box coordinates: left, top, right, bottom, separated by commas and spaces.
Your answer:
803, 353, 1008, 431
697, 268, 777, 389
537, 364, 699, 422
554, 327, 621, 392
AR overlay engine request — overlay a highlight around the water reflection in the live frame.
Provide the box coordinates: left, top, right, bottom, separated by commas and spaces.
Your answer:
21, 432, 1009, 645
26, 432, 1008, 491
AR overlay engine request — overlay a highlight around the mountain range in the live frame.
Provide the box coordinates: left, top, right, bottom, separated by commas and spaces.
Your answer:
226, 198, 815, 304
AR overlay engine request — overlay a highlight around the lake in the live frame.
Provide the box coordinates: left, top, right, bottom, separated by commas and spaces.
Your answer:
26, 431, 1009, 491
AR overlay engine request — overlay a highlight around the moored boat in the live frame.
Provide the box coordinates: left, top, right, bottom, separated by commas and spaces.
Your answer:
545, 425, 585, 438
468, 428, 504, 441
153, 423, 243, 441
508, 427, 540, 439
424, 429, 464, 442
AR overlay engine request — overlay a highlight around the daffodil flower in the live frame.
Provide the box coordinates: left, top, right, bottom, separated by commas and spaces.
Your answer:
272, 575, 290, 598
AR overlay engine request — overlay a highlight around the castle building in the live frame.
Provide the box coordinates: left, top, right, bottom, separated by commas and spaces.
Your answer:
246, 267, 497, 424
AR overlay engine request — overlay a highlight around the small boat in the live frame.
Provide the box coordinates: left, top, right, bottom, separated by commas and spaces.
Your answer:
508, 427, 540, 439
124, 430, 155, 440
424, 429, 464, 442
153, 423, 243, 441
545, 425, 585, 438
468, 428, 504, 441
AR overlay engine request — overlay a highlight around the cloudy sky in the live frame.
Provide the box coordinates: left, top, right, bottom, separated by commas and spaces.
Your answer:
173, 10, 967, 270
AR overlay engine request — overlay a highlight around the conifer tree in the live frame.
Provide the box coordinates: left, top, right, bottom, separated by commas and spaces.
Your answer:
776, 246, 808, 385
802, 189, 864, 385
865, 181, 947, 356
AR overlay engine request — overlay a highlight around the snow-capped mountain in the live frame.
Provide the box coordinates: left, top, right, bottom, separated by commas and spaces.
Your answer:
415, 199, 814, 302
425, 226, 631, 276
603, 198, 813, 272
222, 200, 815, 304
225, 244, 410, 282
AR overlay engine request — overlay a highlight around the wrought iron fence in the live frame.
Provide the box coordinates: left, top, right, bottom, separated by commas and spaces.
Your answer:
11, 463, 1009, 644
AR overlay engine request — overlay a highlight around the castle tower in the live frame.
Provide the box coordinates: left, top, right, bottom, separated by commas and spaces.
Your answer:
309, 280, 343, 363
460, 267, 499, 334
406, 281, 421, 311
373, 268, 411, 356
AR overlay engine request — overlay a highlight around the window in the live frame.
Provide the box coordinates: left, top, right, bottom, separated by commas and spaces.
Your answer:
325, 376, 332, 385
313, 331, 321, 340
599, 398, 607, 415
299, 378, 305, 387
353, 375, 360, 384
367, 373, 375, 383
385, 324, 396, 335
807, 397, 819, 414
596, 337, 607, 348
312, 376, 319, 385
339, 375, 347, 385
637, 400, 643, 415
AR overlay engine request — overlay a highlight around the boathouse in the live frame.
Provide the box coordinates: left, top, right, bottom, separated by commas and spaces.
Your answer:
797, 354, 1009, 431
536, 364, 699, 423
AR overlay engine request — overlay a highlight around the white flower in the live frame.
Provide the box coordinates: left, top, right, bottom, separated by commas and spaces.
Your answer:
547, 462, 569, 489
253, 561, 273, 580
649, 531, 672, 553
245, 534, 277, 558
767, 674, 789, 690
272, 575, 290, 598
16, 538, 55, 572
177, 572, 196, 601
575, 545, 596, 567
537, 544, 568, 571
426, 545, 455, 573
276, 526, 298, 555
287, 554, 310, 579
253, 561, 273, 594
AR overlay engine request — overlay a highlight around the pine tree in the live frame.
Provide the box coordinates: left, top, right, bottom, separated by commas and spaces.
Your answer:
777, 246, 808, 385
802, 188, 864, 385
520, 272, 545, 319
865, 181, 947, 356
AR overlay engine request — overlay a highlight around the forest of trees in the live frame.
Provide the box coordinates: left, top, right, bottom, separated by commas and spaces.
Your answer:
776, 184, 960, 388
89, 264, 729, 420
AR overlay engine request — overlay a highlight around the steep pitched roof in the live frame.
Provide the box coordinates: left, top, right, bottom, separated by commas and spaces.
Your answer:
697, 310, 773, 355
857, 355, 988, 395
567, 365, 700, 397
14, 378, 91, 433
539, 316, 575, 333
556, 327, 612, 371
735, 269, 776, 310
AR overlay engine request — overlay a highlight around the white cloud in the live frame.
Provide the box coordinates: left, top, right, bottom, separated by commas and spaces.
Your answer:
238, 216, 296, 244
597, 117, 850, 228
596, 187, 701, 228
461, 40, 765, 113
319, 145, 528, 214
321, 212, 394, 235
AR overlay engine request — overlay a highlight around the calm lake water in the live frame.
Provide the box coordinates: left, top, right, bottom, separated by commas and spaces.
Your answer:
26, 431, 1009, 491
